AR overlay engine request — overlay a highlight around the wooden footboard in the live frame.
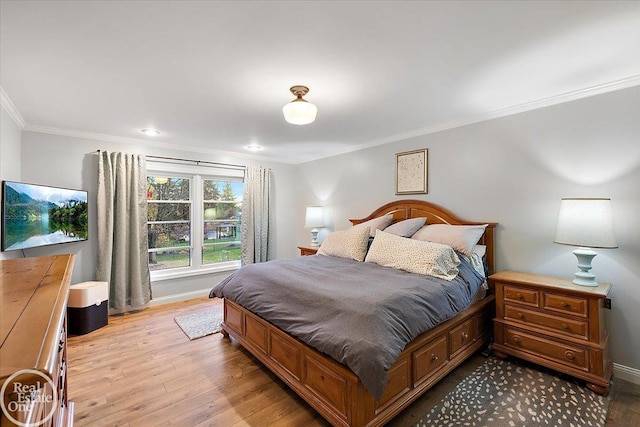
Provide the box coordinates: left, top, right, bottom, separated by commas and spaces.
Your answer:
221, 295, 495, 427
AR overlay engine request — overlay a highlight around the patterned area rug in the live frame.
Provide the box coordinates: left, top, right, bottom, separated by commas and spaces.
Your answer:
416, 356, 611, 427
174, 306, 224, 340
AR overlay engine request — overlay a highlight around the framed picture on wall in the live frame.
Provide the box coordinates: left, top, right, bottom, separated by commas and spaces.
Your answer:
395, 149, 428, 194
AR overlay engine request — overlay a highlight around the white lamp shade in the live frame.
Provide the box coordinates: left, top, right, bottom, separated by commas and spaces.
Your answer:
305, 206, 325, 228
283, 99, 317, 125
554, 198, 617, 248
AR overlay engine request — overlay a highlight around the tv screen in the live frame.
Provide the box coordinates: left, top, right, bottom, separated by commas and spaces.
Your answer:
1, 181, 88, 251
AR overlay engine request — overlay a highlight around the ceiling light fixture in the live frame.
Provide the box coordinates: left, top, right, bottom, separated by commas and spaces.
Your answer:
141, 128, 161, 136
282, 85, 317, 125
246, 144, 263, 151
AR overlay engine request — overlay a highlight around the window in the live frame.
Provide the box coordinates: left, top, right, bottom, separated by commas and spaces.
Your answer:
147, 168, 243, 278
202, 179, 243, 265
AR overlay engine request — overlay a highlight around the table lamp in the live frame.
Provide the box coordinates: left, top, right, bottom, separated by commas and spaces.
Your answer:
305, 206, 325, 247
553, 198, 617, 286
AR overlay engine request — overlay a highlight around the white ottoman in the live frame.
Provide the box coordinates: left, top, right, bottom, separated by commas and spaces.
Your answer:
67, 281, 109, 335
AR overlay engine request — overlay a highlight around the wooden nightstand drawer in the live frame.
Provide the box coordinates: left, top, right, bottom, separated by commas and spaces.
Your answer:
504, 304, 588, 340
298, 246, 319, 256
490, 270, 612, 395
504, 327, 589, 371
503, 285, 538, 307
544, 293, 588, 318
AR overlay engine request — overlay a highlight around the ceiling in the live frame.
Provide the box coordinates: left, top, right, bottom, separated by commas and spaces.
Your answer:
1, 1, 639, 164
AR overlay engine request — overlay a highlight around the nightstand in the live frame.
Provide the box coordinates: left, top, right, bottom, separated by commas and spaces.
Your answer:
298, 246, 318, 256
490, 270, 612, 395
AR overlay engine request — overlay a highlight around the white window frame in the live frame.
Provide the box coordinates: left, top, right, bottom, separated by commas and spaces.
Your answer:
147, 162, 244, 282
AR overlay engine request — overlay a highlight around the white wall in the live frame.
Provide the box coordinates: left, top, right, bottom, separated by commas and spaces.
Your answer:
0, 105, 22, 260
19, 132, 298, 297
296, 86, 640, 375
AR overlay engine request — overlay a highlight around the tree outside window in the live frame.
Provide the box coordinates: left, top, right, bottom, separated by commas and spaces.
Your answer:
147, 174, 243, 274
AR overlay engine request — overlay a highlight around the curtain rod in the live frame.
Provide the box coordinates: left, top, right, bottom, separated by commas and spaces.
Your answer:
94, 150, 246, 171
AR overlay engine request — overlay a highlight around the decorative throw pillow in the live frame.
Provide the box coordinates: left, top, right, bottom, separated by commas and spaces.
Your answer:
365, 230, 460, 281
317, 225, 371, 261
352, 214, 393, 237
411, 224, 488, 255
383, 217, 426, 237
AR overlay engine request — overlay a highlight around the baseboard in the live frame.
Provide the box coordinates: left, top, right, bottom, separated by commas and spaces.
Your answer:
613, 363, 640, 385
149, 288, 211, 306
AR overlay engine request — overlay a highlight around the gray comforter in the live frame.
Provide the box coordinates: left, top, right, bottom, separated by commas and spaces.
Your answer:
210, 254, 484, 399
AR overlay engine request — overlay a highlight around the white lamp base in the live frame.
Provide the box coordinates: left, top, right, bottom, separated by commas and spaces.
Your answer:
310, 228, 320, 247
572, 247, 598, 286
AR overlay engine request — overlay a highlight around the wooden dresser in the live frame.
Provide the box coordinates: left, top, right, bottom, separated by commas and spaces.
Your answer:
0, 255, 75, 426
490, 270, 612, 395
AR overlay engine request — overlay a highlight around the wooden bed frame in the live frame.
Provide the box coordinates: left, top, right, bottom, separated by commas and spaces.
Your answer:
220, 200, 498, 427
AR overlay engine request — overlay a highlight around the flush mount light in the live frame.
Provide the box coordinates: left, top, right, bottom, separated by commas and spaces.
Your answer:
282, 85, 317, 125
141, 128, 161, 136
246, 144, 263, 151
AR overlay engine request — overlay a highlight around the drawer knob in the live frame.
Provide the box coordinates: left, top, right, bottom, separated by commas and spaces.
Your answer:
565, 350, 576, 360
461, 332, 469, 341
512, 336, 521, 344
517, 312, 524, 319
561, 301, 569, 307
431, 354, 438, 362
561, 323, 569, 330
516, 293, 523, 300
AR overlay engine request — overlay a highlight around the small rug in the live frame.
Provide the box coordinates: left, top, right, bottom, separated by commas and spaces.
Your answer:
416, 356, 611, 427
174, 306, 224, 340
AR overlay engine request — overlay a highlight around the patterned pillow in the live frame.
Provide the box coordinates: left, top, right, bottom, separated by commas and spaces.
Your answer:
384, 217, 426, 237
365, 230, 460, 281
317, 225, 371, 261
411, 224, 488, 255
352, 214, 393, 237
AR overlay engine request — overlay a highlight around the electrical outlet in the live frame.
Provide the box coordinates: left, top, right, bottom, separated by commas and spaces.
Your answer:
604, 298, 612, 309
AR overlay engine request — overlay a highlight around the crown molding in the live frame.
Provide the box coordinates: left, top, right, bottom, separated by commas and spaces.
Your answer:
295, 74, 640, 164
10, 74, 640, 165
0, 87, 26, 129
22, 124, 276, 163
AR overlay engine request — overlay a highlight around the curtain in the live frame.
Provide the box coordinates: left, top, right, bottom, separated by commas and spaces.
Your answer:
96, 151, 151, 312
241, 166, 273, 264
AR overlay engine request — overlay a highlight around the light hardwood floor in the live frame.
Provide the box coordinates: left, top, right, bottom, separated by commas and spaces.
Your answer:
67, 297, 640, 426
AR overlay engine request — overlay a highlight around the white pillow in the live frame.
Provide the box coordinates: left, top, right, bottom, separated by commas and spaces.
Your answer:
411, 224, 488, 255
317, 226, 370, 261
383, 217, 426, 237
352, 214, 393, 237
365, 230, 460, 281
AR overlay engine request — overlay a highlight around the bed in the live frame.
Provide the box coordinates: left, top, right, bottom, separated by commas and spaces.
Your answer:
211, 200, 497, 427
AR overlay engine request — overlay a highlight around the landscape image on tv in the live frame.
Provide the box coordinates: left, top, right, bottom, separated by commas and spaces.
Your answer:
2, 181, 88, 251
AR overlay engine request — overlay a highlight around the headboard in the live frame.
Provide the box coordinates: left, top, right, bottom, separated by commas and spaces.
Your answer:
349, 200, 498, 274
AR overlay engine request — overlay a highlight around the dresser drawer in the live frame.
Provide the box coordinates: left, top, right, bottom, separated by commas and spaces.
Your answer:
503, 285, 539, 307
449, 318, 475, 357
412, 335, 448, 387
504, 304, 588, 340
544, 293, 588, 318
504, 327, 588, 371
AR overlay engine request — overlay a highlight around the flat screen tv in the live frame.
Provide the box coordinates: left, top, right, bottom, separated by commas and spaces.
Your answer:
1, 181, 88, 251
